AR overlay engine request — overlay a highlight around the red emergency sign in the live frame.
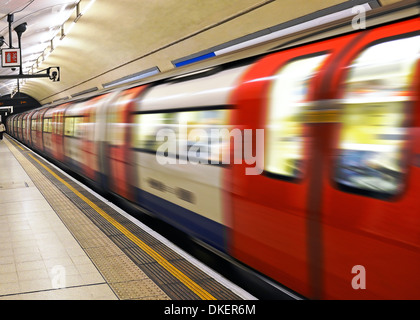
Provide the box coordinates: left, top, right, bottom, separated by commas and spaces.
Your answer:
1, 48, 21, 67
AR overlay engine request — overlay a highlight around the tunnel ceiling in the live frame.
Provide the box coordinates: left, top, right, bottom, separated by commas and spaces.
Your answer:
0, 0, 407, 106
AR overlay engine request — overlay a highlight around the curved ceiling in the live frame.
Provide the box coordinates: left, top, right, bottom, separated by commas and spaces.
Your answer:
0, 0, 408, 106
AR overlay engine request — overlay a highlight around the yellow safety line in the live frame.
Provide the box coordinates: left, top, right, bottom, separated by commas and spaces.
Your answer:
25, 152, 216, 300
9, 137, 24, 150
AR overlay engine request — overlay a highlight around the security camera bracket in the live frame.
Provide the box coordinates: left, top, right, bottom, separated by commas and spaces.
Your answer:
0, 66, 60, 81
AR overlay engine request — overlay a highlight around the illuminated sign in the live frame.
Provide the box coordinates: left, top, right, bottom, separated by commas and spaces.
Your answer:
1, 48, 21, 67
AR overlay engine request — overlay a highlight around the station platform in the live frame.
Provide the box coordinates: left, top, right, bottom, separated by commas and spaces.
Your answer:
0, 135, 254, 300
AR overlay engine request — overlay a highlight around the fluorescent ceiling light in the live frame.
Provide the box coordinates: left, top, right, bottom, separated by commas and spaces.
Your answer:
215, 3, 372, 56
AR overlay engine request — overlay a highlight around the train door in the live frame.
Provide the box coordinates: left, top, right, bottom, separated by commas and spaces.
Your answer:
63, 103, 85, 173
34, 107, 49, 152
320, 19, 420, 299
22, 114, 28, 143
13, 116, 18, 137
26, 110, 36, 147
30, 111, 40, 149
230, 17, 420, 300
43, 111, 54, 155
87, 92, 118, 190
17, 114, 23, 141
228, 34, 362, 298
105, 86, 145, 201
81, 98, 102, 181
51, 104, 68, 162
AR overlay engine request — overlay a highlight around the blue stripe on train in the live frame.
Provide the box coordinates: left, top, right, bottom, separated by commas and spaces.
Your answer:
135, 188, 227, 253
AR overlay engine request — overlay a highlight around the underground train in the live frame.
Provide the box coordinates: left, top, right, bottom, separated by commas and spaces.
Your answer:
6, 15, 420, 299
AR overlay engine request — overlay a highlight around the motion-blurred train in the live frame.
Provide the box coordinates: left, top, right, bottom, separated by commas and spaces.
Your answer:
6, 9, 420, 299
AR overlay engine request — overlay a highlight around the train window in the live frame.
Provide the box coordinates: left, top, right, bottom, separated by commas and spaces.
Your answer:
43, 118, 52, 133
31, 119, 37, 131
64, 117, 75, 136
133, 109, 231, 163
135, 113, 175, 152
64, 116, 84, 137
178, 109, 231, 163
335, 35, 420, 198
53, 113, 64, 135
265, 54, 329, 179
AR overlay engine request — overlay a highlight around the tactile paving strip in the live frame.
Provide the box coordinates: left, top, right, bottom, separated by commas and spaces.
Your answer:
6, 138, 242, 300
5, 138, 169, 300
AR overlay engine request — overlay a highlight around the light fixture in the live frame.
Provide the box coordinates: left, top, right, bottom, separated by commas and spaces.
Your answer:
14, 22, 27, 42
60, 25, 65, 40
14, 22, 27, 75
74, 1, 82, 22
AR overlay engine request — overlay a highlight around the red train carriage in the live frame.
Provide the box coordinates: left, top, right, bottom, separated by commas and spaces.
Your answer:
321, 19, 420, 300
228, 18, 420, 299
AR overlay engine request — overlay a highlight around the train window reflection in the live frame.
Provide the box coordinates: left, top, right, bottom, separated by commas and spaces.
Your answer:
266, 54, 328, 179
335, 35, 420, 197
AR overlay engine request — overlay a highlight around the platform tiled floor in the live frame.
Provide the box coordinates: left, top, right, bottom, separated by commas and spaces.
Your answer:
0, 138, 118, 299
0, 136, 251, 301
